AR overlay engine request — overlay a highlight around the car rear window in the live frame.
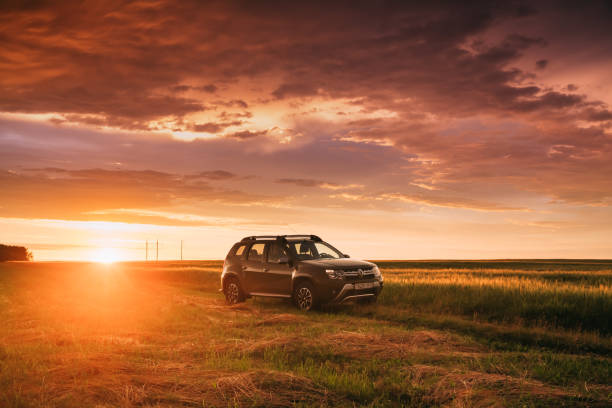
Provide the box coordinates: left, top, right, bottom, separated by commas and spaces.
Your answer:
234, 245, 246, 256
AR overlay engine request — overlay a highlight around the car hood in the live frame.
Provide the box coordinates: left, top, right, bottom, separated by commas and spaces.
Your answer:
299, 258, 376, 269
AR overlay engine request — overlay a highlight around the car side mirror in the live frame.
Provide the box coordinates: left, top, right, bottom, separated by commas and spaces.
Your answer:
343, 254, 350, 258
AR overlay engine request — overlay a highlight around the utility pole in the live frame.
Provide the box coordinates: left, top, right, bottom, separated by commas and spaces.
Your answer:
156, 240, 159, 262
180, 240, 183, 261
145, 240, 148, 261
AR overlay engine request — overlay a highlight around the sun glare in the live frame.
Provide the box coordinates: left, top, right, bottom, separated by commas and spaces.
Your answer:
92, 247, 120, 264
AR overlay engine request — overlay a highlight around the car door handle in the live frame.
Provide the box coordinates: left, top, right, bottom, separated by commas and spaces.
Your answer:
241, 266, 247, 270
263, 267, 269, 272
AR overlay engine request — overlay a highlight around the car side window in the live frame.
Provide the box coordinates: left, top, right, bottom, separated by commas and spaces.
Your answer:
247, 243, 265, 261
297, 241, 316, 258
267, 242, 286, 263
234, 245, 246, 257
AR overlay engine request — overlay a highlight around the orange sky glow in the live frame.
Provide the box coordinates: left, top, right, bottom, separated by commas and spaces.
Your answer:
1, 1, 611, 260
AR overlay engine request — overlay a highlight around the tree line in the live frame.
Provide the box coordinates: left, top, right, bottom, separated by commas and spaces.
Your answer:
0, 244, 32, 261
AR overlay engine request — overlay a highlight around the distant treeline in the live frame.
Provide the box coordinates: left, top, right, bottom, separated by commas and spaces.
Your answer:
0, 244, 32, 261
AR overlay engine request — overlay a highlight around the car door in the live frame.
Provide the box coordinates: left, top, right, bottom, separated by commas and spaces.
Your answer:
263, 241, 293, 296
243, 242, 266, 293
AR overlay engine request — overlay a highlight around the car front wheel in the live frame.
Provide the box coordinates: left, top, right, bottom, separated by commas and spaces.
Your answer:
293, 282, 316, 311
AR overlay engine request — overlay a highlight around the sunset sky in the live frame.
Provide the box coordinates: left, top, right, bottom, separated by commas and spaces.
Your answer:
1, 1, 611, 260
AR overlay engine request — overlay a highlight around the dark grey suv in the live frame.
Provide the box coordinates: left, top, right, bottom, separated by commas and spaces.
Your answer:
220, 235, 383, 311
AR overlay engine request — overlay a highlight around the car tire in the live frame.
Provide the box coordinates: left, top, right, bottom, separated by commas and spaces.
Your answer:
293, 281, 317, 311
224, 277, 245, 305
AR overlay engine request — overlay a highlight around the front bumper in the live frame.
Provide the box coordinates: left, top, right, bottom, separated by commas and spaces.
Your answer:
327, 281, 383, 304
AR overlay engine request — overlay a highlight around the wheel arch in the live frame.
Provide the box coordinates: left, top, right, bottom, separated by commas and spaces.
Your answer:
291, 275, 314, 293
222, 272, 241, 289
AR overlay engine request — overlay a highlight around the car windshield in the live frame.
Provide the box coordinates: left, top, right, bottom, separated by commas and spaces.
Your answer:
289, 240, 344, 260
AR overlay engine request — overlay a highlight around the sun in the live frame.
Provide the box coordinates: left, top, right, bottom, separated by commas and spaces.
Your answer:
92, 247, 120, 264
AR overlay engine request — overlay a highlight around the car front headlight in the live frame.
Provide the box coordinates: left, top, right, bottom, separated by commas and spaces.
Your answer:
325, 269, 344, 279
373, 265, 383, 281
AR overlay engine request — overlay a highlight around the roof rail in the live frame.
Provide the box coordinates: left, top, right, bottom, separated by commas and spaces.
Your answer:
240, 235, 277, 241
240, 234, 322, 242
284, 234, 322, 241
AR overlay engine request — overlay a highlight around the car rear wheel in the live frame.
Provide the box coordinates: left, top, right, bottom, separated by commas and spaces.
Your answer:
293, 282, 316, 311
224, 277, 245, 305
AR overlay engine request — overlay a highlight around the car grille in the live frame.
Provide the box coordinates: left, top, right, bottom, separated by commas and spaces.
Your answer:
342, 267, 375, 280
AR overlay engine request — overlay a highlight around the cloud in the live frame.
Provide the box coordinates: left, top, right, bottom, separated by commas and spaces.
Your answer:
377, 192, 528, 212
276, 178, 325, 187
329, 191, 527, 212
272, 83, 320, 100
276, 178, 363, 190
189, 120, 242, 133
565, 84, 578, 92
0, 0, 611, 225
83, 209, 269, 227
583, 108, 612, 122
0, 1, 608, 136
535, 59, 548, 69
216, 99, 249, 109
226, 129, 268, 139
199, 84, 218, 93
187, 170, 237, 180
513, 91, 586, 112
0, 168, 281, 223
0, 2, 562, 128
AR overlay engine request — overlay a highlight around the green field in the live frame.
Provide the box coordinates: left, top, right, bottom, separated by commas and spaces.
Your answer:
1, 260, 611, 407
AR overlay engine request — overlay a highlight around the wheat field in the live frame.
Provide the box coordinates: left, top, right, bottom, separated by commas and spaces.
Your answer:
0, 260, 610, 407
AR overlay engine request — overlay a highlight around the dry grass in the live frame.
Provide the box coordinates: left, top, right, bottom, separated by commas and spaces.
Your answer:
411, 364, 572, 407
214, 370, 335, 407
379, 266, 612, 334
1, 261, 610, 407
253, 313, 307, 326
385, 272, 612, 295
323, 330, 485, 359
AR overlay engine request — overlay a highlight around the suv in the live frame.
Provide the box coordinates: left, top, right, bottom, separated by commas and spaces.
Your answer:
220, 235, 383, 311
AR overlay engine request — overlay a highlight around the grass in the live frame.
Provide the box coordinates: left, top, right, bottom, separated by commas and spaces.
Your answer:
374, 261, 612, 335
0, 260, 610, 407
